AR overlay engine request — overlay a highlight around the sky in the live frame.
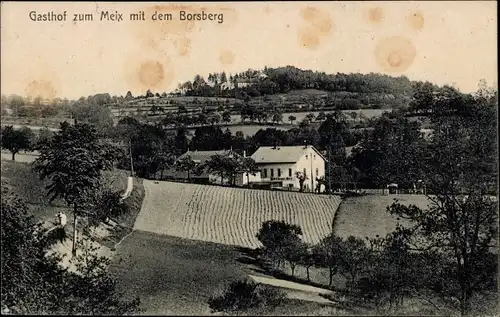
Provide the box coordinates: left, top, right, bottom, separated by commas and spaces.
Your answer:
1, 1, 497, 100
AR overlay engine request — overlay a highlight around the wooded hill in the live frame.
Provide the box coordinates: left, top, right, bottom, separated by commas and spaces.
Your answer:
174, 66, 433, 110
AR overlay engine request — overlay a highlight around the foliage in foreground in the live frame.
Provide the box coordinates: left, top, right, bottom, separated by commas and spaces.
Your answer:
32, 122, 118, 256
0, 184, 140, 315
255, 217, 497, 315
208, 279, 286, 314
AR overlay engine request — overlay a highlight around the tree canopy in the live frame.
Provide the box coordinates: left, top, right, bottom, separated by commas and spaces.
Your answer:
1, 184, 140, 315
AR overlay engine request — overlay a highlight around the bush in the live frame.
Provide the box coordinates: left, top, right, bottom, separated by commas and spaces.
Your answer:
208, 279, 286, 313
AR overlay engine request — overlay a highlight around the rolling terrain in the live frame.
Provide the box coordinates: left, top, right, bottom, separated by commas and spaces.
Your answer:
135, 180, 343, 249
109, 231, 345, 315
1, 157, 130, 224
332, 194, 432, 239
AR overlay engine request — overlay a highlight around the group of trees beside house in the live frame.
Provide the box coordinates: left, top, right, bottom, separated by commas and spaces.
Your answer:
2, 80, 497, 196
104, 112, 356, 182
245, 83, 498, 312
190, 152, 258, 186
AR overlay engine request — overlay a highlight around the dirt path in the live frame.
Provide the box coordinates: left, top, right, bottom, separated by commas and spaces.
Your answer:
120, 176, 133, 200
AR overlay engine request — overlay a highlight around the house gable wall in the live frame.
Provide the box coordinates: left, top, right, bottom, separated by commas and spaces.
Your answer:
295, 147, 326, 192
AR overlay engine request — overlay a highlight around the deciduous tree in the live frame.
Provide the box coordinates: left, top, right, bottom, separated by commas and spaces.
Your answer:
256, 220, 303, 270
1, 184, 140, 315
0, 125, 34, 160
314, 234, 343, 287
33, 122, 116, 256
175, 155, 197, 182
387, 87, 498, 315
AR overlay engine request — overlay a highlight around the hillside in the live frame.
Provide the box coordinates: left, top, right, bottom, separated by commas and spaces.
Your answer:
135, 180, 343, 248
1, 158, 129, 224
332, 194, 432, 239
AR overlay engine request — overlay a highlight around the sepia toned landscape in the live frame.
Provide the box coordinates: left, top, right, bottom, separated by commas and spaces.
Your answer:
1, 1, 498, 316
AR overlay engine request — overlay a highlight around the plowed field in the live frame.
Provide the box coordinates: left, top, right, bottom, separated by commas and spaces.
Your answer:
134, 180, 342, 248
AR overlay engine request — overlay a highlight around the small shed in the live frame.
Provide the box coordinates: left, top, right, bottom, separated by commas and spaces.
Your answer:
386, 183, 399, 194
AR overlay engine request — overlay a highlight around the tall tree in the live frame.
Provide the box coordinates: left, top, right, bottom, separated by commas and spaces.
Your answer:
222, 110, 231, 124
0, 125, 34, 160
388, 86, 498, 315
350, 112, 426, 189
240, 157, 259, 185
272, 109, 283, 124
174, 127, 189, 155
256, 220, 303, 271
205, 152, 241, 186
337, 236, 372, 293
33, 122, 116, 256
175, 155, 197, 182
314, 234, 343, 287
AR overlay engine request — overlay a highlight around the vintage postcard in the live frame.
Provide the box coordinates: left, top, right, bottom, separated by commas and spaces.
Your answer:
1, 1, 497, 316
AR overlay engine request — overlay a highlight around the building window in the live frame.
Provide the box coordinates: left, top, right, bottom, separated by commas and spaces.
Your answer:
278, 169, 281, 177
314, 155, 316, 160
270, 169, 274, 177
289, 168, 292, 177
316, 168, 319, 176
305, 154, 308, 159
263, 169, 267, 178
303, 168, 306, 175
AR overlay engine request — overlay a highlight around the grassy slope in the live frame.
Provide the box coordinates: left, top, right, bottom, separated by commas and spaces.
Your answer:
332, 194, 432, 239
1, 159, 130, 224
103, 177, 146, 249
330, 194, 499, 315
109, 231, 338, 316
109, 231, 248, 315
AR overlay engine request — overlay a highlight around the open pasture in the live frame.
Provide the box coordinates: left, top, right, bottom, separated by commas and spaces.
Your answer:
333, 194, 432, 239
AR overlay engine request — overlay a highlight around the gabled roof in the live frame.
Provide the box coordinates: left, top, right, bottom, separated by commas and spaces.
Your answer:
176, 149, 237, 165
250, 145, 327, 164
165, 149, 241, 179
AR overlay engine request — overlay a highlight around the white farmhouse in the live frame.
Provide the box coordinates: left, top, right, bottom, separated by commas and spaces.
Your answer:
250, 145, 327, 192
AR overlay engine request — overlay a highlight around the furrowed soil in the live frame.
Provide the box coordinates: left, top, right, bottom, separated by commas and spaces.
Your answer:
134, 180, 342, 249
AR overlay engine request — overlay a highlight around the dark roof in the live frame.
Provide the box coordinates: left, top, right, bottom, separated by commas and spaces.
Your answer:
250, 145, 327, 164
165, 149, 242, 179
176, 150, 234, 165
